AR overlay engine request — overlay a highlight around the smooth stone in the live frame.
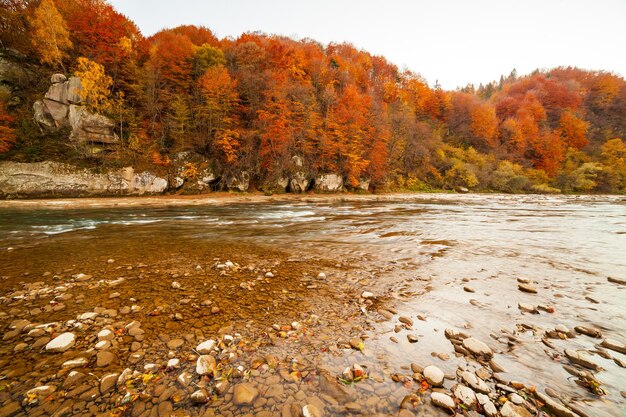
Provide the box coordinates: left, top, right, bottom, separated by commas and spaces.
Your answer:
234, 383, 258, 404
399, 316, 413, 327
96, 351, 117, 367
62, 358, 88, 369
460, 371, 490, 394
196, 355, 216, 375
196, 339, 216, 354
453, 384, 476, 406
97, 329, 114, 341
99, 373, 119, 394
361, 291, 374, 299
534, 392, 583, 417
476, 393, 498, 417
166, 338, 184, 349
430, 392, 455, 409
510, 393, 524, 405
518, 284, 538, 293
423, 365, 444, 386
601, 338, 626, 355
564, 349, 600, 370
462, 337, 493, 358
45, 332, 75, 352
190, 390, 208, 404
349, 338, 364, 350
302, 404, 323, 417
501, 401, 533, 417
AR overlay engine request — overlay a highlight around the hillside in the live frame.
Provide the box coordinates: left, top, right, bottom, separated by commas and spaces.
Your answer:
1, 0, 626, 194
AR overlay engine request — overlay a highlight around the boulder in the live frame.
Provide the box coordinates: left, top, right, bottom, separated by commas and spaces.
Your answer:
51, 73, 67, 84
43, 98, 69, 123
67, 76, 84, 104
314, 174, 343, 192
130, 171, 168, 194
225, 171, 249, 192
68, 105, 118, 144
33, 101, 55, 129
289, 172, 310, 193
44, 82, 69, 104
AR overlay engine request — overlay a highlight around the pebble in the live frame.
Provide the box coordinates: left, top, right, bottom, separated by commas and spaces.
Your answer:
601, 338, 626, 355
361, 291, 374, 299
430, 392, 455, 409
302, 404, 323, 417
407, 334, 418, 343
99, 373, 119, 394
191, 390, 208, 404
349, 338, 364, 351
423, 365, 444, 386
96, 351, 117, 367
464, 286, 475, 293
62, 358, 88, 369
171, 281, 182, 289
564, 349, 600, 370
317, 273, 326, 279
460, 371, 490, 394
196, 355, 216, 375
453, 384, 477, 406
399, 316, 413, 327
518, 283, 538, 293
45, 332, 75, 352
234, 382, 258, 404
166, 338, 184, 349
196, 339, 216, 354
97, 329, 114, 341
462, 337, 493, 358
518, 303, 538, 313
501, 401, 533, 417
265, 272, 274, 278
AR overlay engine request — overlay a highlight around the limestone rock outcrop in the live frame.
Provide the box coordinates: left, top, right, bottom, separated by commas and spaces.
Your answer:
33, 74, 118, 146
0, 161, 167, 198
314, 174, 344, 192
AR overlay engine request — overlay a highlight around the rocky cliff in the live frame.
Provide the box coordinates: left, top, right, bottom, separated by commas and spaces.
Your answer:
33, 74, 118, 149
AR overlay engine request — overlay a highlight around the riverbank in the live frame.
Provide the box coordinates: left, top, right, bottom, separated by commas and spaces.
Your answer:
0, 195, 624, 417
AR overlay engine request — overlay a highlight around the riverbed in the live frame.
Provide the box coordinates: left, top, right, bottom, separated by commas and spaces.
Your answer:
0, 194, 624, 417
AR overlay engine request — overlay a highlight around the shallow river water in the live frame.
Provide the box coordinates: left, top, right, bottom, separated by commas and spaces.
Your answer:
0, 194, 625, 417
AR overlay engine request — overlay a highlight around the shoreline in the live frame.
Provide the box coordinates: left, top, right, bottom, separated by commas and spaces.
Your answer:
0, 191, 623, 210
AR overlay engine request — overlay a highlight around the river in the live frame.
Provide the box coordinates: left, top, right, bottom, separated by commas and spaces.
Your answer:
0, 194, 624, 417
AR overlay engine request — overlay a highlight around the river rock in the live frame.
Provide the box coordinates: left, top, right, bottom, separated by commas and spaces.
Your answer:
63, 371, 87, 389
96, 351, 117, 367
518, 303, 538, 313
607, 277, 626, 285
518, 283, 538, 293
453, 384, 476, 406
462, 337, 493, 358
564, 349, 600, 370
45, 332, 75, 352
97, 329, 114, 341
601, 338, 626, 355
423, 365, 444, 386
460, 371, 490, 394
190, 390, 208, 404
302, 404, 323, 417
476, 393, 497, 417
99, 373, 118, 394
430, 392, 454, 409
233, 382, 258, 404
501, 401, 533, 417
534, 392, 580, 417
196, 355, 216, 376
196, 339, 216, 354
62, 358, 88, 369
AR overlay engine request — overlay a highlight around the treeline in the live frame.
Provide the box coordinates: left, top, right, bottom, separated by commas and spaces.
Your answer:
1, 0, 626, 193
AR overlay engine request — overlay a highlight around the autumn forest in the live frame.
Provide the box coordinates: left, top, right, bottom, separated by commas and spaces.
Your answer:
1, 0, 626, 193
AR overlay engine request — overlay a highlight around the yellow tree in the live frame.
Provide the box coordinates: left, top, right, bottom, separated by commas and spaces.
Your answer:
27, 0, 72, 69
74, 57, 113, 113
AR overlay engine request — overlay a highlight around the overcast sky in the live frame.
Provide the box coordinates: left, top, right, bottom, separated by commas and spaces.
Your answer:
108, 0, 626, 90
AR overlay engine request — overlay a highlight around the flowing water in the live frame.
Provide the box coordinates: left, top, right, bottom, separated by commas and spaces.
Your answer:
0, 194, 625, 417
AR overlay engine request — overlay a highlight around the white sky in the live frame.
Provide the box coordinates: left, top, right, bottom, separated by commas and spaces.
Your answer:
109, 0, 626, 90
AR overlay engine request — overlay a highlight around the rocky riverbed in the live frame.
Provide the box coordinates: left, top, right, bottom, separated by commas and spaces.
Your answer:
0, 194, 624, 417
